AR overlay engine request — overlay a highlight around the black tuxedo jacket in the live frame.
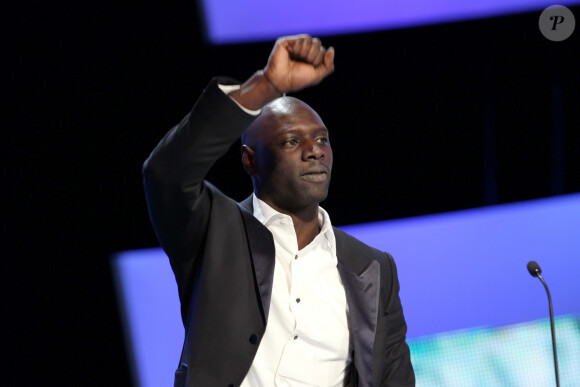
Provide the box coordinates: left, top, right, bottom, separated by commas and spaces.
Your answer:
143, 78, 415, 387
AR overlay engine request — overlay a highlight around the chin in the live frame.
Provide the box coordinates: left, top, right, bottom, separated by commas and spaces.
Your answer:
300, 188, 330, 206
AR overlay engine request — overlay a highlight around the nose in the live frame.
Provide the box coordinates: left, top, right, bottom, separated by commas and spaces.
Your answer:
303, 139, 324, 160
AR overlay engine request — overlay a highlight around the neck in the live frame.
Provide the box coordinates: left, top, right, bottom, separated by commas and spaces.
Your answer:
260, 197, 321, 250
287, 205, 320, 250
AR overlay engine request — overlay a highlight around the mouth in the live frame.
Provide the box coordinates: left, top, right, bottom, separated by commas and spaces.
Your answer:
300, 170, 328, 182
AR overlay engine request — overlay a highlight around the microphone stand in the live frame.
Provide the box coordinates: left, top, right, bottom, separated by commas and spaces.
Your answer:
527, 261, 560, 387
536, 272, 560, 387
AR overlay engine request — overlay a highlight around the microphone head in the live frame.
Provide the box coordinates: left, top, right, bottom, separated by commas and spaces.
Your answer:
527, 260, 542, 277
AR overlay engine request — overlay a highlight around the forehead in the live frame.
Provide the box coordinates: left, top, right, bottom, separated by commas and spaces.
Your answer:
262, 98, 326, 133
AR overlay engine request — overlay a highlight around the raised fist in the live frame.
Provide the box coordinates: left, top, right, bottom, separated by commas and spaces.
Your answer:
263, 34, 335, 94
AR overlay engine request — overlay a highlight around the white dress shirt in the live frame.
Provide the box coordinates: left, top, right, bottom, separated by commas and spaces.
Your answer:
241, 195, 352, 387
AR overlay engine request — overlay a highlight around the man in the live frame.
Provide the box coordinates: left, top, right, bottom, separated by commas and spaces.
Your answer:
144, 35, 414, 387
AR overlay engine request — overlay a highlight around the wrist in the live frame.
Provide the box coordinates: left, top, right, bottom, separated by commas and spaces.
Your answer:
229, 71, 281, 111
262, 69, 284, 97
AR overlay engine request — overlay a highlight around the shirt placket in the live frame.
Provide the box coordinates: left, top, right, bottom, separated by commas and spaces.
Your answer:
275, 218, 305, 386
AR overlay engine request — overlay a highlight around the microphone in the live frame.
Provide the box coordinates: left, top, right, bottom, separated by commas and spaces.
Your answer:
527, 260, 560, 387
526, 260, 541, 277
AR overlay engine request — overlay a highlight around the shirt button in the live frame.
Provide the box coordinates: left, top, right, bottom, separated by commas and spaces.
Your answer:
294, 255, 298, 260
294, 335, 298, 340
296, 298, 301, 303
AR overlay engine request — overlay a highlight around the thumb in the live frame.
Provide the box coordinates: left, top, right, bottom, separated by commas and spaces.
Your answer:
313, 46, 335, 84
322, 47, 335, 74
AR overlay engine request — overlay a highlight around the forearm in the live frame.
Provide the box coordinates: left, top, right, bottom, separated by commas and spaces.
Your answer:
143, 78, 256, 258
144, 78, 255, 189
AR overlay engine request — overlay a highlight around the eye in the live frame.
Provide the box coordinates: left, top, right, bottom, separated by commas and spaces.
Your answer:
316, 136, 329, 144
283, 138, 299, 147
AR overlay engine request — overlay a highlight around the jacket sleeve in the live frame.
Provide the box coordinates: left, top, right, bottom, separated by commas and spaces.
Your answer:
142, 77, 257, 273
380, 253, 415, 386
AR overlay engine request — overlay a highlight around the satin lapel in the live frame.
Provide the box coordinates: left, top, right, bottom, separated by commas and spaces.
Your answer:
237, 197, 275, 323
336, 236, 380, 387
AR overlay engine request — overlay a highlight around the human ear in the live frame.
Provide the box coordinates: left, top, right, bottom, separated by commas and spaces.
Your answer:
241, 145, 258, 176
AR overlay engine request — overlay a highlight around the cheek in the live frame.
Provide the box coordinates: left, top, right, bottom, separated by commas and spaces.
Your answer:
273, 159, 297, 179
273, 152, 299, 170
326, 149, 334, 168
270, 157, 302, 187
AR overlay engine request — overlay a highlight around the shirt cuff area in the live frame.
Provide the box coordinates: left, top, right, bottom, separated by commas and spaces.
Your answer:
218, 84, 261, 116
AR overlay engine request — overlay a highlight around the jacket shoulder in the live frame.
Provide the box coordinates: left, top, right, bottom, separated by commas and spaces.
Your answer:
333, 227, 392, 261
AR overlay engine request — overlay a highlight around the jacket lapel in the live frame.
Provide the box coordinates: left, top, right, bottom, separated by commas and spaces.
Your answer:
237, 196, 275, 323
335, 229, 380, 387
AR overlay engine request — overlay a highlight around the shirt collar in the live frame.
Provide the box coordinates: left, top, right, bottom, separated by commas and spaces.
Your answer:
252, 193, 337, 259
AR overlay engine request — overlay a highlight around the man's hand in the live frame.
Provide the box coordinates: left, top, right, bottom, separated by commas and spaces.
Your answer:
264, 34, 335, 93
230, 35, 335, 111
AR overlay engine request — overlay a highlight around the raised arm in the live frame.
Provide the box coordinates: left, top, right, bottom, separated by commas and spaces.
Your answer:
142, 35, 335, 262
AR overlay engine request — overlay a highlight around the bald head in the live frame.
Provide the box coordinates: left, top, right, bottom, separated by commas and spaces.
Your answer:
241, 97, 323, 148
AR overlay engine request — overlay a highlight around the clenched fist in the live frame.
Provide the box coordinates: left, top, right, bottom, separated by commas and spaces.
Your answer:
230, 35, 335, 110
264, 34, 335, 94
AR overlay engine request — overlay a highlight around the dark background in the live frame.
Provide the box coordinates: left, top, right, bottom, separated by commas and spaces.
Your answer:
5, 1, 579, 385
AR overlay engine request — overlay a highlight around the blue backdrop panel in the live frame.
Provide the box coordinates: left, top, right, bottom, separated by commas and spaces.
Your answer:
340, 193, 580, 338
199, 0, 580, 43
